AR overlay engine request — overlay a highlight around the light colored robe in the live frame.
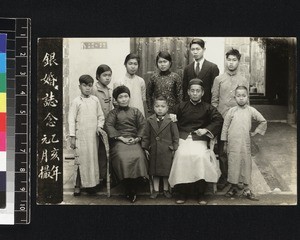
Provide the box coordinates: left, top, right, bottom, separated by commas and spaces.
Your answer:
168, 101, 223, 187
68, 95, 105, 188
113, 73, 146, 116
92, 82, 113, 118
211, 70, 249, 118
168, 137, 220, 188
221, 105, 267, 185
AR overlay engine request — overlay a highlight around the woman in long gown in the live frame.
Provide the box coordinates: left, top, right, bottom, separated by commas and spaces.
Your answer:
104, 86, 148, 203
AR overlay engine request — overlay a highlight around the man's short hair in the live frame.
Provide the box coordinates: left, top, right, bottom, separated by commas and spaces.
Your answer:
189, 38, 205, 49
226, 48, 241, 60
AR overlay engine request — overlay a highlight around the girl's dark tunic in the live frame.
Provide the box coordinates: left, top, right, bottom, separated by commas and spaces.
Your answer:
146, 70, 182, 113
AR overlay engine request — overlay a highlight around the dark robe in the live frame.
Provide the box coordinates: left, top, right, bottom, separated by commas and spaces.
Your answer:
172, 100, 223, 141
104, 107, 148, 181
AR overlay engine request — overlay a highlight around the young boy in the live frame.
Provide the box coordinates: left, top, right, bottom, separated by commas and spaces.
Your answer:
68, 75, 105, 196
221, 86, 267, 201
211, 48, 249, 190
142, 96, 179, 199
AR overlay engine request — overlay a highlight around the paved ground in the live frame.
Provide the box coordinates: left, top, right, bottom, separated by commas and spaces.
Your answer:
62, 122, 297, 206
61, 192, 297, 205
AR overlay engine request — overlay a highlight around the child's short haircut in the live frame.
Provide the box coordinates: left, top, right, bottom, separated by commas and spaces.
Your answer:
235, 85, 248, 94
124, 53, 140, 66
226, 48, 241, 61
154, 95, 168, 105
156, 51, 172, 67
79, 75, 94, 84
96, 64, 112, 79
189, 38, 205, 49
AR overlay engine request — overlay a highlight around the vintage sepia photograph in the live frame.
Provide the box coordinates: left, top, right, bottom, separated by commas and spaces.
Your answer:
37, 37, 297, 206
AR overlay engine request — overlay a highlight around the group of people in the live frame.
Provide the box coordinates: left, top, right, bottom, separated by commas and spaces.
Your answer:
68, 38, 267, 204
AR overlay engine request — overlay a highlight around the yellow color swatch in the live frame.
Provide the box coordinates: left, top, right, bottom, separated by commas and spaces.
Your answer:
0, 93, 6, 112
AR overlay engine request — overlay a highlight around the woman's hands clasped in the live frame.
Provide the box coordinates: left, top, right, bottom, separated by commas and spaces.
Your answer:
118, 136, 141, 145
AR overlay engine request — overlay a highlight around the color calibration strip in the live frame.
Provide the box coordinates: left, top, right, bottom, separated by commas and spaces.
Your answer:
0, 18, 30, 225
0, 18, 15, 225
0, 34, 7, 210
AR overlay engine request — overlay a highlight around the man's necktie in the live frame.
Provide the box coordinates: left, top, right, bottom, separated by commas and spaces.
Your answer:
195, 62, 200, 76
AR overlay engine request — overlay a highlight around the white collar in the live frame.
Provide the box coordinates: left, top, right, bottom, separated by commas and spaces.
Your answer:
190, 99, 202, 105
156, 115, 165, 121
194, 58, 205, 70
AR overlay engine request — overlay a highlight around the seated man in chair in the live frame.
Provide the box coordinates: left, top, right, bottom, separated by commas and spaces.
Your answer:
168, 79, 223, 205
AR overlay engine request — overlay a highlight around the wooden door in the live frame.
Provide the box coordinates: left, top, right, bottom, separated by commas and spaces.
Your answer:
265, 38, 289, 105
130, 37, 190, 85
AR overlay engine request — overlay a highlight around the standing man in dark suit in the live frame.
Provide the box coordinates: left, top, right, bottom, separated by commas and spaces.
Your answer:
182, 38, 220, 103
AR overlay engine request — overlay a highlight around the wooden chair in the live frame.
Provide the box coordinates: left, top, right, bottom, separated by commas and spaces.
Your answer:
98, 130, 111, 197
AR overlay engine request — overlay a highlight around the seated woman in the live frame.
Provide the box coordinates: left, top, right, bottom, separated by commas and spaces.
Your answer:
104, 85, 148, 203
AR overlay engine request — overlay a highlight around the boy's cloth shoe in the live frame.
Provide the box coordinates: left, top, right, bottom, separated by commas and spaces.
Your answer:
241, 189, 259, 201
217, 178, 228, 191
73, 187, 81, 196
225, 186, 238, 198
150, 191, 159, 199
163, 190, 172, 199
217, 181, 228, 191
